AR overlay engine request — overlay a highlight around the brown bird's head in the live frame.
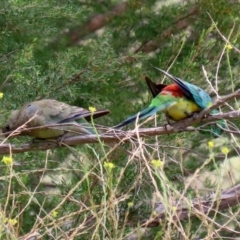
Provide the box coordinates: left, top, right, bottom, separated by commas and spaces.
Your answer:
2, 104, 41, 136
2, 110, 21, 134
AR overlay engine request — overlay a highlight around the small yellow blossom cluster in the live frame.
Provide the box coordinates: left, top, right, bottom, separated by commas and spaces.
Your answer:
151, 159, 163, 169
5, 218, 18, 226
104, 161, 115, 170
51, 210, 58, 218
221, 147, 229, 155
208, 141, 214, 149
172, 206, 177, 212
89, 106, 96, 113
128, 202, 134, 208
226, 44, 233, 51
208, 141, 230, 156
2, 156, 13, 165
0, 93, 3, 99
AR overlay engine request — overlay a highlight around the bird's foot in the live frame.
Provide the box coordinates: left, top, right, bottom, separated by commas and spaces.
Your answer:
191, 112, 199, 120
189, 112, 205, 121
163, 123, 171, 131
166, 116, 173, 125
57, 135, 67, 146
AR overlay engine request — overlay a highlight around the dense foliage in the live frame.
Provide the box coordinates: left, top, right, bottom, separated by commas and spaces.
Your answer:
0, 0, 240, 239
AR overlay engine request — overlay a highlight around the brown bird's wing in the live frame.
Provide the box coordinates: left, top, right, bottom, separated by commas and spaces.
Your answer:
145, 76, 167, 98
31, 99, 110, 123
84, 109, 110, 121
2, 99, 110, 136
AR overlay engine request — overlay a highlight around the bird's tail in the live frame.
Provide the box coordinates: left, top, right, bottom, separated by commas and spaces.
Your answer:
212, 120, 225, 137
114, 96, 176, 129
114, 106, 158, 129
199, 109, 226, 137
145, 76, 167, 98
211, 109, 226, 137
76, 118, 96, 134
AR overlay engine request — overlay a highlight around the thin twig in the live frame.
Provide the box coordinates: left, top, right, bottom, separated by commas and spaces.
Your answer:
141, 183, 240, 227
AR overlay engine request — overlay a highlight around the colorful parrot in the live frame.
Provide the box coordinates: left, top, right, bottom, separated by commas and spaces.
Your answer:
2, 99, 110, 139
115, 68, 224, 136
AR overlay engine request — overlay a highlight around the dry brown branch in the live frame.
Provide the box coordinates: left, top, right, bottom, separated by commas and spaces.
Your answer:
0, 110, 239, 154
18, 183, 240, 238
198, 88, 240, 116
50, 2, 129, 48
1, 88, 240, 154
142, 183, 240, 227
19, 232, 41, 240
134, 5, 199, 53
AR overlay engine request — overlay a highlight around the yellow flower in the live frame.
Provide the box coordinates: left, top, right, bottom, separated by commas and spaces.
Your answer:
172, 206, 177, 212
6, 218, 18, 226
104, 161, 115, 170
221, 147, 229, 155
226, 44, 233, 50
51, 210, 58, 218
151, 159, 163, 169
128, 202, 134, 208
208, 141, 214, 149
0, 92, 3, 99
2, 156, 13, 165
89, 106, 96, 113
152, 210, 158, 216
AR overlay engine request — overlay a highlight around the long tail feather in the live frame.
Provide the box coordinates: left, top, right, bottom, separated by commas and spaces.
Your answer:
114, 97, 176, 129
199, 109, 226, 137
114, 106, 157, 128
62, 109, 110, 123
210, 109, 226, 136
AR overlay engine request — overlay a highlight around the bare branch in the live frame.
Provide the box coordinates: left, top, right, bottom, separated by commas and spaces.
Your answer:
141, 183, 240, 227
198, 89, 240, 117
134, 5, 199, 53
18, 183, 240, 235
0, 110, 239, 154
1, 88, 240, 154
50, 2, 128, 48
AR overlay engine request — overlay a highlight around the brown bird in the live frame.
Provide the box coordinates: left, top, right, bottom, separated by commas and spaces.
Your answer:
2, 99, 110, 139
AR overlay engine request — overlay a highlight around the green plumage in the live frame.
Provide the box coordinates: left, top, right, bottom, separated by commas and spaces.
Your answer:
115, 68, 225, 137
154, 68, 225, 136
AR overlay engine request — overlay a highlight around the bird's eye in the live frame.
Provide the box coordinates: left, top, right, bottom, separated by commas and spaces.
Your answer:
3, 125, 10, 132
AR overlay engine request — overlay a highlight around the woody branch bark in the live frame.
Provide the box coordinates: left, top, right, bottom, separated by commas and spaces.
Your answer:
134, 5, 199, 53
18, 182, 240, 239
50, 2, 129, 48
50, 2, 199, 52
141, 183, 240, 227
0, 89, 240, 154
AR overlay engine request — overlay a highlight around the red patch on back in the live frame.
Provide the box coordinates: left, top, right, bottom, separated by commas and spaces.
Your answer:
161, 84, 184, 97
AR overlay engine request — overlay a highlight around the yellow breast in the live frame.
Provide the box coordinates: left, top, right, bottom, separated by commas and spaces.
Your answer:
164, 98, 201, 121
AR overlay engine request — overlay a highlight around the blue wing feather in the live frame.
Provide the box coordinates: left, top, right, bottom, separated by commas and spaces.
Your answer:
155, 67, 213, 109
